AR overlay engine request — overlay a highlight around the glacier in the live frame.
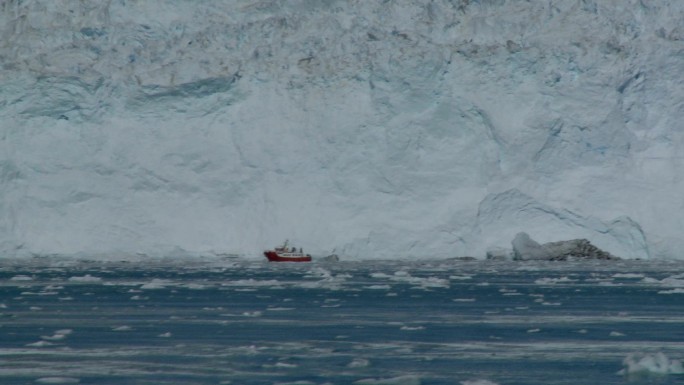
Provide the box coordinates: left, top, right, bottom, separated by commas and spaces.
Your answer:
1, 0, 683, 260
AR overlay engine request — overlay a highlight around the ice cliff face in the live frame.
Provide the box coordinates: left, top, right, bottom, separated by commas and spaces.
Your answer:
1, 0, 683, 259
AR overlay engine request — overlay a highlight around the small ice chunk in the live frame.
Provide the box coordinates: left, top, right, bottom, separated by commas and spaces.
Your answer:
140, 279, 171, 289
274, 362, 298, 368
158, 332, 172, 338
534, 277, 575, 285
365, 285, 391, 290
449, 275, 472, 280
415, 277, 450, 289
370, 273, 391, 278
35, 378, 80, 384
112, 325, 132, 331
41, 334, 66, 341
400, 326, 425, 331
658, 288, 684, 294
348, 358, 370, 368
641, 277, 660, 284
26, 340, 54, 347
10, 275, 33, 281
613, 273, 644, 279
461, 381, 499, 385
68, 275, 102, 283
225, 279, 281, 287
185, 283, 206, 290
354, 375, 421, 385
242, 311, 262, 317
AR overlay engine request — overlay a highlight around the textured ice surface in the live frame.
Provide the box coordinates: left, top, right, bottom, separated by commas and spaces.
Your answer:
1, 1, 684, 259
620, 353, 684, 375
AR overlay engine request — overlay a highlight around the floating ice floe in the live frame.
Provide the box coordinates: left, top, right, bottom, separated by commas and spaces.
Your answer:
41, 329, 72, 341
305, 267, 333, 278
659, 276, 684, 288
35, 377, 80, 384
370, 272, 391, 279
534, 277, 576, 285
241, 311, 262, 317
68, 275, 102, 283
21, 291, 59, 296
612, 273, 645, 279
26, 340, 54, 347
499, 288, 521, 296
658, 288, 684, 294
449, 275, 473, 280
273, 362, 298, 368
354, 375, 421, 385
140, 279, 172, 290
184, 283, 207, 290
400, 326, 425, 331
371, 271, 450, 289
347, 358, 370, 368
365, 285, 391, 290
10, 275, 33, 281
223, 279, 282, 287
619, 352, 684, 375
298, 275, 348, 290
460, 381, 499, 385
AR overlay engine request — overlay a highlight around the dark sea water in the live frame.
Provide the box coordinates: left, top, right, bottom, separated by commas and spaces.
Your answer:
1, 258, 684, 385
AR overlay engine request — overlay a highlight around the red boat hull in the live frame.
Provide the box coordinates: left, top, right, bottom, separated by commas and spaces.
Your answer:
264, 251, 312, 262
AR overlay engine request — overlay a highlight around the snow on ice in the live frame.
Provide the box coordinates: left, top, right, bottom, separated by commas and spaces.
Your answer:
1, 1, 683, 259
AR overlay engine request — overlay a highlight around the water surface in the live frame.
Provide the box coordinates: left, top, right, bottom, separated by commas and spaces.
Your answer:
1, 258, 683, 384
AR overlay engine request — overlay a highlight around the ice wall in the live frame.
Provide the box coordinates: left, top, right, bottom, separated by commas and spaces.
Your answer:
1, 0, 683, 259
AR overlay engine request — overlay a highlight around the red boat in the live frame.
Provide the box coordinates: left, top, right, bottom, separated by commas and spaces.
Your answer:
264, 240, 312, 262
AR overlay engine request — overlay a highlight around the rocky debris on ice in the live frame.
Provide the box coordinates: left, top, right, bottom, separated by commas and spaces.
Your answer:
485, 248, 512, 261
512, 232, 619, 261
446, 256, 478, 261
321, 254, 340, 262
